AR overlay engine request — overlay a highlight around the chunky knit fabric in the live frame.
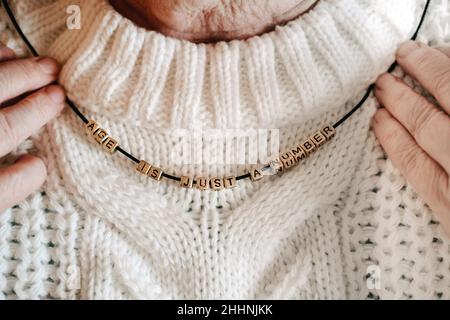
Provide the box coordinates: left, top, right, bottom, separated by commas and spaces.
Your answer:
1, 0, 450, 300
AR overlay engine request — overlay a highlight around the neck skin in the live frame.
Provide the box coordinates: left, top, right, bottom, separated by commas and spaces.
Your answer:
109, 0, 319, 43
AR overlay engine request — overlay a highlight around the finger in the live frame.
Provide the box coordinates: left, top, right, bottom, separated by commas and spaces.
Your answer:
372, 108, 450, 230
0, 85, 65, 157
434, 44, 450, 58
396, 41, 450, 113
0, 46, 16, 62
0, 56, 60, 104
375, 73, 450, 173
0, 154, 47, 213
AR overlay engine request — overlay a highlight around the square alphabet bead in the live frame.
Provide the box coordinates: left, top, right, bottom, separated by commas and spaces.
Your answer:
290, 145, 307, 162
103, 137, 118, 153
136, 160, 151, 175
94, 129, 109, 144
180, 176, 193, 188
321, 124, 336, 140
279, 152, 296, 170
148, 166, 163, 181
301, 138, 317, 155
249, 167, 264, 182
85, 120, 99, 135
210, 177, 224, 191
310, 131, 327, 147
223, 176, 237, 189
195, 177, 209, 190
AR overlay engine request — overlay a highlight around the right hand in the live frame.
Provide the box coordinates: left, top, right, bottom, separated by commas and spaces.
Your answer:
0, 46, 65, 213
373, 42, 450, 237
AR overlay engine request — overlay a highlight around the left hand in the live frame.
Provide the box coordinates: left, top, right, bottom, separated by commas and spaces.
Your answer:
373, 40, 450, 237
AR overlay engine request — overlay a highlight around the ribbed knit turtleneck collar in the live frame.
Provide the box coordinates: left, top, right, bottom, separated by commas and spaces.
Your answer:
14, 0, 424, 130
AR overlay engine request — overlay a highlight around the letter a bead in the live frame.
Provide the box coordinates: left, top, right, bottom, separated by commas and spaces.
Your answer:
250, 167, 264, 182
85, 120, 99, 135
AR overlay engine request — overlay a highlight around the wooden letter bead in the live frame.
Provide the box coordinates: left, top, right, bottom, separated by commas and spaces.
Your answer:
321, 124, 336, 140
290, 145, 307, 163
103, 137, 118, 153
279, 152, 296, 170
301, 139, 317, 155
136, 160, 151, 175
310, 131, 327, 147
180, 176, 193, 188
85, 120, 99, 135
94, 129, 109, 144
223, 176, 237, 189
148, 166, 163, 181
249, 168, 264, 182
210, 177, 224, 191
195, 177, 209, 190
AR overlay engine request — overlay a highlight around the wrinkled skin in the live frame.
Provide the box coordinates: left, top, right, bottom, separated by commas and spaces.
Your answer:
110, 0, 319, 42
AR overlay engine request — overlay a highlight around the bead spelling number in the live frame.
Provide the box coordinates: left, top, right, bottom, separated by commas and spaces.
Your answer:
3, 0, 431, 190
85, 119, 335, 190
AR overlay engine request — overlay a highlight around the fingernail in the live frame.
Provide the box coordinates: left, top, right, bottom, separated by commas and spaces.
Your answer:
375, 73, 392, 91
35, 57, 60, 75
397, 40, 426, 58
46, 85, 65, 104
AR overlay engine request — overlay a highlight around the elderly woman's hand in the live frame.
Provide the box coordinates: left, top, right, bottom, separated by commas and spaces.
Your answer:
373, 40, 450, 236
0, 46, 65, 212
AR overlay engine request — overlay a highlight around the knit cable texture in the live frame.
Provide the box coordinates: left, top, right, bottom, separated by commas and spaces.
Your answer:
0, 0, 450, 299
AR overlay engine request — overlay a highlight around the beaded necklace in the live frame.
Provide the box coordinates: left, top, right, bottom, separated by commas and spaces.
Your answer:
1, 0, 431, 190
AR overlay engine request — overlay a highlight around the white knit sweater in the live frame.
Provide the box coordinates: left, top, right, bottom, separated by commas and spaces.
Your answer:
1, 0, 450, 300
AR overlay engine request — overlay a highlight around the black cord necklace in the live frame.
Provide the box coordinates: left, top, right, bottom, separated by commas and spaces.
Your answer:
1, 0, 432, 190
